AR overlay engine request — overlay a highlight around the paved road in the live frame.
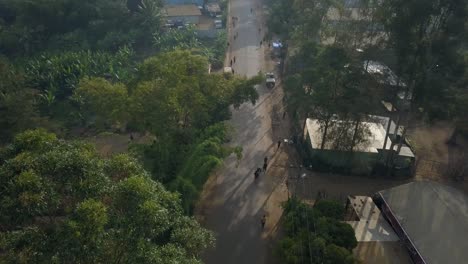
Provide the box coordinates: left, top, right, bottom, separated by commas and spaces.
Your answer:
199, 0, 286, 263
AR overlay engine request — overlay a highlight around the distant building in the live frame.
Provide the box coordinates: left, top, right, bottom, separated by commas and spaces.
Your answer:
303, 115, 415, 174
321, 0, 386, 45
163, 4, 202, 24
164, 0, 203, 7
205, 2, 221, 17
374, 181, 468, 264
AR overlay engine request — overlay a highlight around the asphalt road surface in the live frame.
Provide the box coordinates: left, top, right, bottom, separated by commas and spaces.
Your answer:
200, 0, 283, 263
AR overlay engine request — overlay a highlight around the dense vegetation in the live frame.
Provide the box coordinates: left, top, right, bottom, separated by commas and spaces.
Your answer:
0, 0, 260, 214
277, 198, 358, 264
0, 129, 213, 263
267, 0, 468, 169
0, 0, 259, 260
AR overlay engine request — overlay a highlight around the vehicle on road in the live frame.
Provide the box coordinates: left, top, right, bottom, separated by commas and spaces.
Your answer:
266, 72, 276, 88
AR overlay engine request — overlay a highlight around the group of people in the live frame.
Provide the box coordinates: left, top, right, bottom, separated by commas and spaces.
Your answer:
254, 156, 268, 180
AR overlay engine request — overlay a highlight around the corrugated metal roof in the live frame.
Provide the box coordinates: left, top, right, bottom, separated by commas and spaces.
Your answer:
378, 181, 468, 264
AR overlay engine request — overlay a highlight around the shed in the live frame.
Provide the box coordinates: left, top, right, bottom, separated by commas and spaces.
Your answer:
164, 4, 202, 24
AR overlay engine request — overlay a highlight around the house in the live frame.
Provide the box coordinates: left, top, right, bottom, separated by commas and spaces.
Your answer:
303, 115, 415, 174
163, 4, 202, 25
373, 181, 468, 264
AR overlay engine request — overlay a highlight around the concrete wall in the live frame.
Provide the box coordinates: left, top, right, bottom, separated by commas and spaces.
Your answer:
168, 15, 200, 24
304, 130, 377, 175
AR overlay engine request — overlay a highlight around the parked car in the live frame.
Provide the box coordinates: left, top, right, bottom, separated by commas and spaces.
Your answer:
266, 72, 276, 88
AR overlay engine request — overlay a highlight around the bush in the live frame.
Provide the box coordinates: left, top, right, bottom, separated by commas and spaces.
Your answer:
277, 198, 359, 264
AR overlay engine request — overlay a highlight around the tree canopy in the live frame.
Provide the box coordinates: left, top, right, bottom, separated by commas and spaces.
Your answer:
277, 198, 358, 264
0, 129, 214, 263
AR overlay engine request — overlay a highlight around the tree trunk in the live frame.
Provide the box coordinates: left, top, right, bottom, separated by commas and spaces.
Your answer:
350, 118, 360, 152
447, 126, 458, 145
321, 118, 330, 150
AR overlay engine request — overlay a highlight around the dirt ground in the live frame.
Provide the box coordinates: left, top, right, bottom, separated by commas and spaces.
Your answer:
86, 132, 153, 157
406, 120, 468, 193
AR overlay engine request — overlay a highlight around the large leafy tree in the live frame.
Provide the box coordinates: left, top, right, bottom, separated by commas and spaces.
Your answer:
0, 58, 39, 143
73, 77, 130, 129
277, 198, 358, 264
377, 0, 467, 117
0, 0, 163, 57
0, 129, 214, 263
130, 50, 260, 134
285, 45, 377, 151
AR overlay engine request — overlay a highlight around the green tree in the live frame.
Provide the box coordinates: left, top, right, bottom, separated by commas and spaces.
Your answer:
277, 198, 358, 264
0, 129, 214, 263
0, 58, 39, 143
73, 77, 130, 129
314, 200, 345, 220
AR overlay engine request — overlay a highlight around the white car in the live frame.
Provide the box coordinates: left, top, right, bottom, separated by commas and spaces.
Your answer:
266, 72, 276, 88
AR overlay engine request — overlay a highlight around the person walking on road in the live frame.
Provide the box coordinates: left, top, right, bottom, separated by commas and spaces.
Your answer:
277, 140, 281, 149
263, 156, 268, 172
261, 215, 266, 229
254, 168, 261, 180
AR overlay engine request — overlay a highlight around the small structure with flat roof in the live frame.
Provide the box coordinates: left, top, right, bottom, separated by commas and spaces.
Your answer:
164, 4, 202, 24
374, 181, 468, 264
303, 115, 415, 175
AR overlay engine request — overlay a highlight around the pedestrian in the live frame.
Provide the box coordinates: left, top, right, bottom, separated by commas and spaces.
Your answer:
277, 140, 281, 149
227, 42, 230, 47
231, 68, 235, 74
258, 27, 261, 32
283, 111, 287, 119
130, 133, 134, 141
263, 162, 267, 172
255, 168, 262, 179
233, 56, 236, 63
261, 215, 266, 229
250, 8, 253, 13
260, 40, 263, 45
264, 156, 268, 164
230, 59, 233, 66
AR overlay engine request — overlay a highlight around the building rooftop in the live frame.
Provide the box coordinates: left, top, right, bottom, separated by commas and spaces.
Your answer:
164, 4, 201, 17
346, 196, 399, 242
364, 60, 407, 88
305, 117, 414, 157
165, 0, 203, 6
205, 3, 220, 13
377, 181, 468, 264
306, 118, 386, 153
